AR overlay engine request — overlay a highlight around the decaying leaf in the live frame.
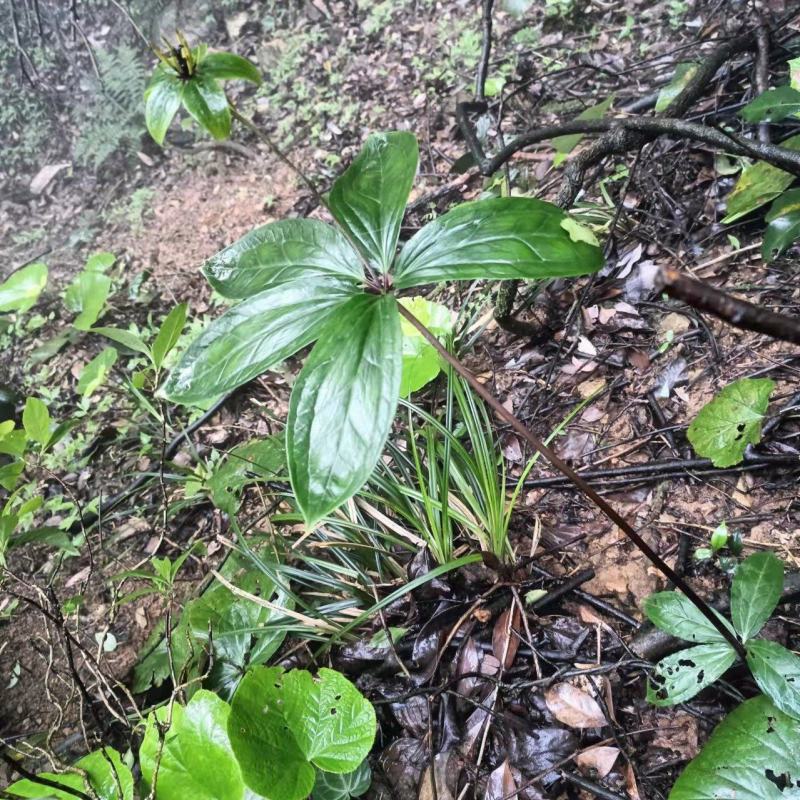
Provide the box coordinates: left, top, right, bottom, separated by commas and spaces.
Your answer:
575, 746, 620, 778
544, 682, 606, 729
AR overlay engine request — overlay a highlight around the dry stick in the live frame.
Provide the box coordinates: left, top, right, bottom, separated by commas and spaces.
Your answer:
475, 0, 495, 101
755, 19, 771, 145
397, 303, 747, 660
658, 267, 800, 345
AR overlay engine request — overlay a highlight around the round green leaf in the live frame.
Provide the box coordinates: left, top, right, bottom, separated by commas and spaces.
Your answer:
687, 378, 775, 467
161, 278, 355, 406
144, 67, 182, 145
199, 51, 262, 84
312, 762, 372, 800
647, 643, 737, 706
731, 551, 783, 642
8, 747, 132, 799
670, 695, 800, 800
746, 639, 800, 720
228, 666, 315, 800
181, 73, 231, 140
762, 189, 800, 261
139, 690, 245, 800
329, 131, 419, 272
287, 293, 402, 527
398, 296, 454, 397
0, 262, 48, 313
282, 668, 377, 773
393, 197, 604, 290
203, 219, 363, 299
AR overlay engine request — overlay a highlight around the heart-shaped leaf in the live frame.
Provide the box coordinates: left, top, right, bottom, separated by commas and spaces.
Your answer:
0, 262, 48, 313
203, 219, 363, 299
647, 643, 737, 706
312, 762, 372, 800
687, 378, 775, 467
393, 197, 603, 289
287, 293, 401, 526
329, 131, 418, 272
670, 695, 800, 800
731, 552, 783, 642
162, 277, 356, 405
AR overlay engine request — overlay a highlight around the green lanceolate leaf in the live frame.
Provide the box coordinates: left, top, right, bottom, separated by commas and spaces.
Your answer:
77, 347, 118, 399
731, 551, 783, 641
140, 690, 246, 800
0, 262, 48, 313
64, 269, 112, 330
162, 278, 356, 405
642, 591, 733, 645
329, 131, 418, 271
203, 219, 363, 299
741, 85, 800, 123
287, 293, 402, 526
152, 302, 188, 369
312, 762, 372, 800
551, 95, 615, 165
144, 66, 183, 145
655, 63, 699, 113
647, 643, 737, 706
687, 378, 775, 467
282, 668, 377, 773
763, 188, 800, 261
93, 326, 152, 359
723, 133, 800, 224
22, 397, 50, 446
393, 197, 604, 289
398, 296, 454, 397
199, 51, 262, 84
670, 695, 800, 800
746, 639, 800, 720
228, 666, 316, 800
181, 72, 231, 140
7, 747, 133, 800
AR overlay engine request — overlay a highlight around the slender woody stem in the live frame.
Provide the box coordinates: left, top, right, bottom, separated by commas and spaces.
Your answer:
397, 303, 747, 660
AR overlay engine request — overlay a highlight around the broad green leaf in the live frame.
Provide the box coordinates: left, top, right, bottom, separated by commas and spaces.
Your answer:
670, 695, 800, 800
560, 216, 600, 246
162, 278, 355, 405
329, 131, 418, 272
131, 615, 201, 693
228, 666, 315, 800
722, 133, 800, 223
398, 296, 454, 397
0, 262, 48, 313
84, 251, 116, 272
647, 643, 737, 706
655, 63, 699, 112
393, 197, 604, 289
7, 747, 132, 799
551, 95, 615, 166
741, 86, 800, 123
746, 639, 800, 720
144, 66, 182, 145
282, 668, 376, 773
93, 326, 152, 359
731, 552, 783, 641
181, 73, 231, 140
152, 302, 187, 369
287, 294, 402, 526
312, 762, 372, 800
203, 219, 363, 299
762, 188, 800, 261
642, 591, 733, 645
77, 347, 118, 399
200, 51, 262, 84
687, 378, 775, 467
22, 397, 50, 446
140, 690, 246, 800
64, 269, 112, 330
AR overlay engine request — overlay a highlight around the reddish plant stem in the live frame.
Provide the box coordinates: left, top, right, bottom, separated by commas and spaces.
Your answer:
398, 303, 747, 660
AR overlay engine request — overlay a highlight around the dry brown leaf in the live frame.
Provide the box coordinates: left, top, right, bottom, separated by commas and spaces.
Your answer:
485, 759, 517, 800
544, 682, 606, 729
575, 746, 620, 778
624, 762, 641, 800
492, 604, 522, 669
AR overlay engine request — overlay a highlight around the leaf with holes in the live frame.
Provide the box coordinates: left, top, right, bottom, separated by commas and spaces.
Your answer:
670, 695, 800, 800
643, 591, 735, 645
746, 639, 800, 721
687, 378, 775, 467
647, 643, 737, 706
731, 552, 783, 642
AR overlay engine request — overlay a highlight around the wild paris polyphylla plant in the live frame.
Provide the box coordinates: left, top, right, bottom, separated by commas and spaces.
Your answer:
145, 47, 603, 528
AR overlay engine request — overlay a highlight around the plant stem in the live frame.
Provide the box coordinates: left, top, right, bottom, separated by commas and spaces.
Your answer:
398, 304, 747, 660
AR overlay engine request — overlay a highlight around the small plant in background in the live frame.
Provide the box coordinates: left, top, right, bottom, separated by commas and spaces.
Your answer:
693, 520, 743, 569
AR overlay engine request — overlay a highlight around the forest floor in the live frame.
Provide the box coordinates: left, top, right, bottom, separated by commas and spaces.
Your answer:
1, 2, 800, 799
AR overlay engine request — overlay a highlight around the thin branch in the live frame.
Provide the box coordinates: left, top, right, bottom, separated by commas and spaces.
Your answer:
659, 267, 800, 345
398, 304, 748, 660
755, 20, 771, 144
475, 0, 495, 101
